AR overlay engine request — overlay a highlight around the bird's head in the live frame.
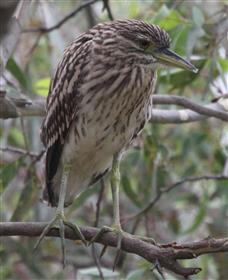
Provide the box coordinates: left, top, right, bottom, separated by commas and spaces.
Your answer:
99, 20, 198, 73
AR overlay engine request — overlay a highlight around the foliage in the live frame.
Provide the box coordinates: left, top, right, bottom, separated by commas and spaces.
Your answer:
1, 1, 227, 279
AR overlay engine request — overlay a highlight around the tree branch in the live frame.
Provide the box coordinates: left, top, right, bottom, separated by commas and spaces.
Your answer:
1, 94, 228, 123
0, 146, 40, 158
1, 222, 227, 277
0, 0, 19, 40
153, 95, 228, 122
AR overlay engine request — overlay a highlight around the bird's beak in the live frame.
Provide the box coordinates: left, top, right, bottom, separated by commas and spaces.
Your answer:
154, 48, 198, 73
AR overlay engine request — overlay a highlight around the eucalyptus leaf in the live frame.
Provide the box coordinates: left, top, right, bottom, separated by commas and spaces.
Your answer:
0, 159, 22, 195
122, 175, 142, 208
70, 183, 100, 211
159, 58, 205, 89
34, 77, 51, 97
150, 4, 170, 24
182, 200, 206, 234
6, 58, 30, 90
11, 170, 36, 221
126, 269, 145, 280
8, 127, 25, 147
159, 10, 185, 31
192, 6, 205, 27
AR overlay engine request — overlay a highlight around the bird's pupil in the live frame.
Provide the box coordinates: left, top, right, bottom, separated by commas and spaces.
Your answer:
140, 40, 150, 48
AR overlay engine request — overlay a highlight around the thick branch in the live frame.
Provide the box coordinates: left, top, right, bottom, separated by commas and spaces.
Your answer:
1, 222, 227, 277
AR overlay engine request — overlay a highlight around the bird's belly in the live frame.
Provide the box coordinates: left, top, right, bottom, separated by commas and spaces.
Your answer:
61, 94, 153, 204
61, 126, 117, 203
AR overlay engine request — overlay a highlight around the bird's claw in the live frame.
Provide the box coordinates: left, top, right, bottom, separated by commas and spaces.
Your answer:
33, 212, 87, 267
63, 220, 87, 246
88, 225, 111, 246
89, 225, 130, 271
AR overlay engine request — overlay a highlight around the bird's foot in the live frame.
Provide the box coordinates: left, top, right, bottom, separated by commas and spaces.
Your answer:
89, 224, 131, 271
33, 212, 87, 267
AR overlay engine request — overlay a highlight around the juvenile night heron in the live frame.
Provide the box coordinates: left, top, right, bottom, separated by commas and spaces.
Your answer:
35, 19, 197, 264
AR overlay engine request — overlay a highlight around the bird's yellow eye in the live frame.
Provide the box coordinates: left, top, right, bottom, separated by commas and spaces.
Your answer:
139, 39, 150, 49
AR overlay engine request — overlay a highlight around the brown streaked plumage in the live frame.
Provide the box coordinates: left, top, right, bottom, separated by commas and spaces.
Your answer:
37, 20, 197, 264
41, 20, 169, 206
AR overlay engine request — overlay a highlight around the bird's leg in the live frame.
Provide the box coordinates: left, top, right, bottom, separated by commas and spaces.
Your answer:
89, 154, 131, 269
89, 155, 157, 261
111, 158, 157, 246
109, 153, 132, 267
109, 153, 128, 237
34, 163, 87, 267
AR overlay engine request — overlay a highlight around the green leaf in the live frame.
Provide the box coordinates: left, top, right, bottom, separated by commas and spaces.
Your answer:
129, 1, 139, 18
170, 25, 191, 56
216, 60, 228, 89
34, 77, 51, 97
159, 10, 185, 31
192, 6, 205, 27
126, 269, 145, 280
8, 127, 25, 147
186, 26, 205, 57
122, 175, 142, 208
150, 4, 170, 25
182, 200, 206, 234
217, 58, 228, 72
6, 58, 29, 90
70, 183, 100, 211
0, 160, 21, 195
11, 170, 36, 221
158, 58, 206, 89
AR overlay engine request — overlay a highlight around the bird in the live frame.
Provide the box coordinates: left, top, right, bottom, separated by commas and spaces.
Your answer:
34, 19, 198, 266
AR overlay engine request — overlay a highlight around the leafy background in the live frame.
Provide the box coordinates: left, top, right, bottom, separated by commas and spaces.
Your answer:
1, 1, 228, 279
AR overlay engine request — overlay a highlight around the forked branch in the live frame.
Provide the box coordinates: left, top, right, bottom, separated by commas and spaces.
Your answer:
1, 222, 227, 277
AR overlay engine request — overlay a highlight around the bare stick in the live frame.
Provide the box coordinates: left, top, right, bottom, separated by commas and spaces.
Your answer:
23, 0, 99, 34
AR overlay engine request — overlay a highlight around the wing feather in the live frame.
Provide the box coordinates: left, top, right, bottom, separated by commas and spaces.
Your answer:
41, 33, 93, 205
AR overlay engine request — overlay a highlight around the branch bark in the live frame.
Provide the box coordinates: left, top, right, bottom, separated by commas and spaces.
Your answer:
1, 94, 228, 123
0, 0, 19, 40
1, 222, 228, 277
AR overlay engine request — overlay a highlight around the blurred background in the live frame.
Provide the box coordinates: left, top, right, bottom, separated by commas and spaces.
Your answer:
1, 0, 228, 279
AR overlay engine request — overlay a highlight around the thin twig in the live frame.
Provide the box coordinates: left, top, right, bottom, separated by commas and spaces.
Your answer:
94, 179, 105, 228
24, 33, 42, 68
122, 174, 228, 224
23, 0, 99, 33
102, 0, 114, 20
153, 95, 228, 121
20, 117, 31, 157
0, 146, 40, 158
